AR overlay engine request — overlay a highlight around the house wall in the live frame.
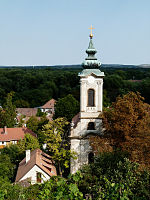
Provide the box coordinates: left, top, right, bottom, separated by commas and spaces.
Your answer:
0, 140, 18, 149
20, 165, 50, 184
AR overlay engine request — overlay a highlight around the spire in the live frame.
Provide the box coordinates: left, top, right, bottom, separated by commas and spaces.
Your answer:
82, 26, 101, 69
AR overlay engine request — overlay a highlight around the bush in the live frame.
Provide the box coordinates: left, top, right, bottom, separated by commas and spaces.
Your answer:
78, 152, 150, 200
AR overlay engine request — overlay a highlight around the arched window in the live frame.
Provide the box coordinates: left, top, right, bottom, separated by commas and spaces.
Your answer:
88, 152, 94, 164
87, 122, 95, 130
88, 89, 95, 106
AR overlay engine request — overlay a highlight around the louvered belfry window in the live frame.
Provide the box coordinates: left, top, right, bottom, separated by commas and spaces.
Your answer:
88, 89, 95, 106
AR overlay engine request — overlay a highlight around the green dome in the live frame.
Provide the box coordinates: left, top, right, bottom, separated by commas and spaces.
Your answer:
82, 36, 101, 69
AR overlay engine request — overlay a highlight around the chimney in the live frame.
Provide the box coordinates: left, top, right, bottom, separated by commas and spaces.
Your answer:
26, 150, 30, 163
4, 126, 7, 134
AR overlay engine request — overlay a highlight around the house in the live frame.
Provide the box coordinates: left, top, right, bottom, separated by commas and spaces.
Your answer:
15, 149, 57, 184
16, 108, 38, 125
16, 99, 55, 125
40, 99, 55, 116
0, 127, 36, 149
16, 108, 38, 117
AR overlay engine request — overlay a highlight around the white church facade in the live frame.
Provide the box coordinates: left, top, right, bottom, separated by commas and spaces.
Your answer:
70, 29, 105, 174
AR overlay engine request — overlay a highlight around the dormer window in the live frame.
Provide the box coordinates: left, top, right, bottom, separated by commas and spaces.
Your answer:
88, 89, 95, 107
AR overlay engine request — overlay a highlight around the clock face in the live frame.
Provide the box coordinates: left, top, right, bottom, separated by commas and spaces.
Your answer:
87, 76, 95, 84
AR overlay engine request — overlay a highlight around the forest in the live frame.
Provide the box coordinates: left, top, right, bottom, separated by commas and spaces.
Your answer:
0, 67, 150, 199
0, 67, 150, 108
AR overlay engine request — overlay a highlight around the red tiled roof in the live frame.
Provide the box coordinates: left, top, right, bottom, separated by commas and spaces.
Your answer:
41, 99, 56, 109
0, 127, 36, 142
15, 149, 57, 182
16, 108, 37, 117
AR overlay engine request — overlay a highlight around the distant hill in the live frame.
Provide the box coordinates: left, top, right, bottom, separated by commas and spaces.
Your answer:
0, 64, 150, 69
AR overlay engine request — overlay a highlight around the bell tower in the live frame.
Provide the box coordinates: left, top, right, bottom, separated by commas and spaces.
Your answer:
70, 27, 104, 173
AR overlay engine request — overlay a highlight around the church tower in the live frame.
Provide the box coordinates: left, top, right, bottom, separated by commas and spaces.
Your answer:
70, 27, 104, 174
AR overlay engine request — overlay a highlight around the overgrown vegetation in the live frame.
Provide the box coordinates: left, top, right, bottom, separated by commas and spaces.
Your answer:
0, 68, 150, 108
0, 67, 150, 199
0, 152, 149, 200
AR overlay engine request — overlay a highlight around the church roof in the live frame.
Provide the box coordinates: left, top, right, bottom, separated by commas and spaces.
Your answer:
82, 34, 101, 69
79, 69, 104, 77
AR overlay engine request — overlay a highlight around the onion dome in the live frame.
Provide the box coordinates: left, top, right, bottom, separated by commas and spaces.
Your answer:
82, 29, 101, 69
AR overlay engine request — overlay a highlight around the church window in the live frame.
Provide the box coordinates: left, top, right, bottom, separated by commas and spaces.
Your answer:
88, 152, 94, 164
88, 89, 95, 106
87, 122, 95, 130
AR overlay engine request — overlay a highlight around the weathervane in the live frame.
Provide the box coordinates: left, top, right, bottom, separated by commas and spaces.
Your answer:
89, 25, 95, 38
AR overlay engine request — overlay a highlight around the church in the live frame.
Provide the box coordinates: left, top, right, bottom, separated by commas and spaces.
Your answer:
70, 27, 105, 174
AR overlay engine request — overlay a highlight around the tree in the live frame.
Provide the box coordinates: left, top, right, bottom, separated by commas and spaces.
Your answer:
14, 99, 30, 108
26, 116, 39, 133
43, 118, 76, 176
54, 94, 80, 122
26, 116, 49, 147
102, 92, 150, 168
0, 92, 16, 128
0, 154, 15, 182
78, 152, 150, 200
17, 133, 40, 153
0, 144, 22, 165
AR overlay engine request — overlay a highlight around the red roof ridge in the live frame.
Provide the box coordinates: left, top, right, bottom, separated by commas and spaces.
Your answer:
41, 99, 56, 109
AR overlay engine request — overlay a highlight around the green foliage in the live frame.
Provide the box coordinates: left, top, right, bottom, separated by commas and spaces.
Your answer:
36, 108, 46, 117
14, 99, 30, 108
43, 118, 76, 175
17, 133, 40, 153
26, 116, 39, 133
0, 152, 149, 200
0, 68, 150, 108
78, 152, 150, 199
38, 176, 84, 200
0, 144, 22, 165
0, 92, 16, 127
26, 116, 49, 146
0, 144, 25, 182
54, 94, 80, 122
0, 154, 15, 182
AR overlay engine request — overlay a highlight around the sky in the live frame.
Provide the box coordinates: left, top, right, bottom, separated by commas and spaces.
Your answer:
0, 0, 150, 66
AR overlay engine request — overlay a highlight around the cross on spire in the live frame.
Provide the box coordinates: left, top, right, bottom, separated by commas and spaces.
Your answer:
89, 25, 95, 38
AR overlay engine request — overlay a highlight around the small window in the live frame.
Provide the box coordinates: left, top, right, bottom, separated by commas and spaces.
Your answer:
87, 122, 95, 130
88, 152, 94, 164
37, 172, 42, 183
88, 89, 95, 107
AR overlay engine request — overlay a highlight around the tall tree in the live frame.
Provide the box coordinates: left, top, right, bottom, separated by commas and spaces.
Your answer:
0, 92, 16, 127
43, 118, 76, 176
17, 133, 40, 153
102, 92, 150, 168
54, 94, 80, 122
26, 116, 49, 147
